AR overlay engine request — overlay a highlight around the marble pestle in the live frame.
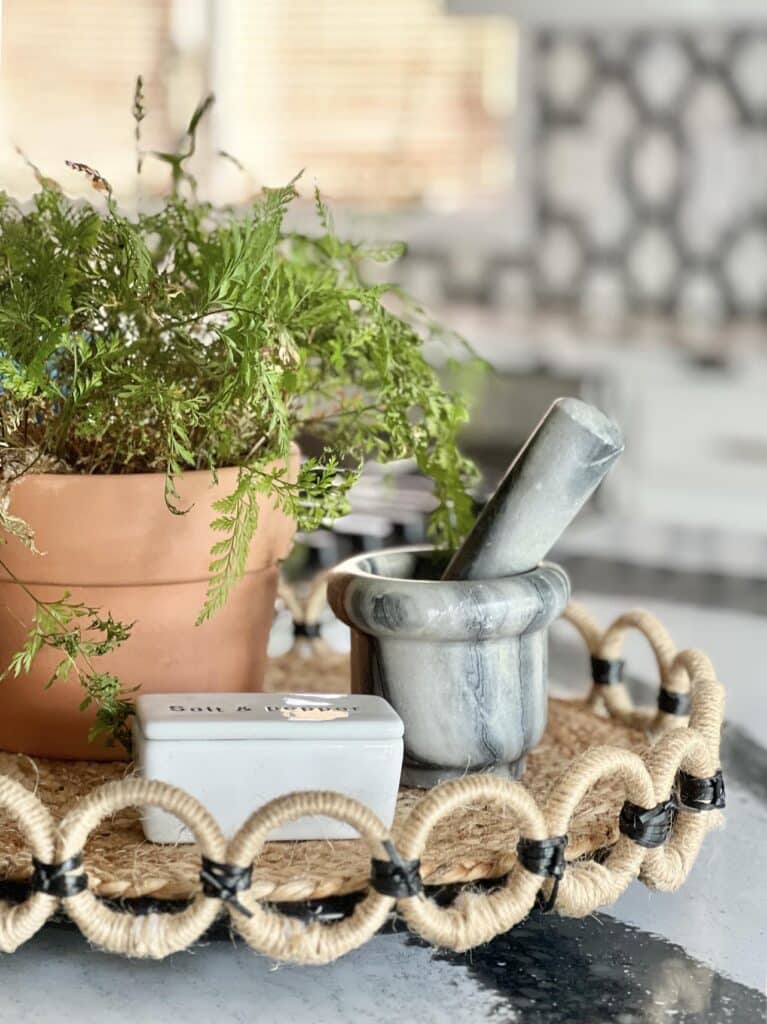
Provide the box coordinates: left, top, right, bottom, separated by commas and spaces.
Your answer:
442, 397, 624, 581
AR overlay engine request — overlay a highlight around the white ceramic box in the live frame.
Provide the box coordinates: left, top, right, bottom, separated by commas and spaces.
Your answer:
133, 692, 404, 843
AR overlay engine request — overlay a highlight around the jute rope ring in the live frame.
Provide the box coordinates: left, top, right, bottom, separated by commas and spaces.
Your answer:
0, 775, 58, 952
394, 774, 548, 951
562, 602, 603, 654
599, 609, 677, 678
564, 604, 691, 734
562, 604, 655, 725
544, 746, 656, 916
597, 610, 678, 731
56, 779, 227, 958
640, 727, 716, 890
277, 573, 333, 657
226, 790, 394, 965
639, 652, 725, 891
674, 650, 724, 756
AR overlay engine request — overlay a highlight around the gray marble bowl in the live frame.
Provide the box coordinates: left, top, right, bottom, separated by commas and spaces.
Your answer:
326, 546, 570, 788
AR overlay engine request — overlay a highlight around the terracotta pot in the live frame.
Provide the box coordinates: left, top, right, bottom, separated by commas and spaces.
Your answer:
0, 450, 299, 760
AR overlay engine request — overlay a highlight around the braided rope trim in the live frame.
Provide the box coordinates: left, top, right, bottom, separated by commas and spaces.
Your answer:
0, 602, 725, 962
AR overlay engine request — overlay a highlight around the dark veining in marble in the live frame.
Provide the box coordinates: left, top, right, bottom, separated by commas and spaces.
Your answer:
328, 546, 570, 787
370, 592, 408, 632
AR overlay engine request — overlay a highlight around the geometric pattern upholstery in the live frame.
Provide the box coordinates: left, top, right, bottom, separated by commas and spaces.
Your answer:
398, 29, 767, 323
535, 29, 767, 319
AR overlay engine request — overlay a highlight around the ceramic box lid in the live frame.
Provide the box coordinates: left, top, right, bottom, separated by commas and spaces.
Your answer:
135, 692, 404, 741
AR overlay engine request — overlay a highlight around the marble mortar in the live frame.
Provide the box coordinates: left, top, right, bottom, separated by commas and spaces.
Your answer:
326, 546, 570, 787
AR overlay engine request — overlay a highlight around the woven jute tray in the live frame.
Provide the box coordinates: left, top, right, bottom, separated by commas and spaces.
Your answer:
0, 594, 725, 964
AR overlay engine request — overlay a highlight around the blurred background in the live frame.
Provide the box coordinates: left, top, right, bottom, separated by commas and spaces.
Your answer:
2, 0, 767, 606
1, 3, 766, 989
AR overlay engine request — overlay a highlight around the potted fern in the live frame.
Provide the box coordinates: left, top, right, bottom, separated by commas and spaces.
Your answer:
0, 85, 477, 760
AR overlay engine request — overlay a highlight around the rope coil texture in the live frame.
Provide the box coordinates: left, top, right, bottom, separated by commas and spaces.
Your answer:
0, 600, 725, 962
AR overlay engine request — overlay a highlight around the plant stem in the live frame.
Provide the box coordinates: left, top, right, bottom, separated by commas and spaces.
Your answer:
0, 555, 98, 682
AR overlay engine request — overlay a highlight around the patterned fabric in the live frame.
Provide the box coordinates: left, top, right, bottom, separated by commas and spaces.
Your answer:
396, 28, 767, 324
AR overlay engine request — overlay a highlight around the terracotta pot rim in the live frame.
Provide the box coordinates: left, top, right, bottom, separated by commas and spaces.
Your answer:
9, 442, 300, 485
4, 444, 301, 587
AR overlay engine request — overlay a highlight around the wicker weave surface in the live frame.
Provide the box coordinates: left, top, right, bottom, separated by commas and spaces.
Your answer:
0, 646, 647, 903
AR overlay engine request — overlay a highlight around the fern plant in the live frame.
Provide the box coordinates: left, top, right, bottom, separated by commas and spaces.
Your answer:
0, 81, 478, 746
